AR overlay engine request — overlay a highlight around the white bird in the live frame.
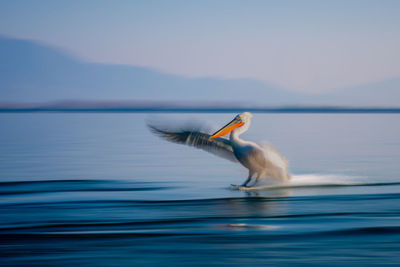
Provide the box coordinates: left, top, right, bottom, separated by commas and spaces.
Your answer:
149, 112, 291, 187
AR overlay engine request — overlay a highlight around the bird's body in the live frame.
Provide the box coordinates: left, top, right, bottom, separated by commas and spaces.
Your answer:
149, 112, 290, 187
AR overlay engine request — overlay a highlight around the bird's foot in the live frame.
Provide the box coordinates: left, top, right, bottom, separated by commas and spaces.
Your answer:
230, 184, 241, 190
230, 184, 250, 191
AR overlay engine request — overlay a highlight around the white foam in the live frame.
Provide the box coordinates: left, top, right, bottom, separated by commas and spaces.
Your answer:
236, 173, 365, 191
287, 173, 360, 187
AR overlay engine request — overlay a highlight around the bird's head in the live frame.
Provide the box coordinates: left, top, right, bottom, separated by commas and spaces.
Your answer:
210, 112, 253, 139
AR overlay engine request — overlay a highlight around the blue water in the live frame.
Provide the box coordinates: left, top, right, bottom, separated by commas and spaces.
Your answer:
1, 113, 400, 266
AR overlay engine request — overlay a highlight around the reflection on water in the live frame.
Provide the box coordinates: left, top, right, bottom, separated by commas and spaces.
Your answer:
1, 113, 400, 265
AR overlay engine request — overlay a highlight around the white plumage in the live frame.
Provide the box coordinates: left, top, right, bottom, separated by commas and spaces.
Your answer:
149, 112, 290, 187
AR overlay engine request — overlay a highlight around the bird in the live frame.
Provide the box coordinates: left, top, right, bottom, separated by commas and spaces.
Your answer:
148, 112, 291, 187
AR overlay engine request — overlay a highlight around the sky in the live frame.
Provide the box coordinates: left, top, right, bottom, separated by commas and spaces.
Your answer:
0, 0, 399, 93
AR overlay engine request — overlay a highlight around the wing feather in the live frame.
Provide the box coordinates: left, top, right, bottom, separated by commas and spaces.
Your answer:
148, 124, 238, 162
261, 142, 289, 169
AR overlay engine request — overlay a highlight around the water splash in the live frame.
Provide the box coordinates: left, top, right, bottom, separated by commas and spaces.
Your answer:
235, 173, 400, 191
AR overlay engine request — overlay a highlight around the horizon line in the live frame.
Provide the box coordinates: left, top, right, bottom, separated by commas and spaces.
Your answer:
1, 106, 400, 114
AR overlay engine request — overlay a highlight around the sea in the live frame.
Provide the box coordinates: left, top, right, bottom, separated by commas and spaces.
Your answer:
1, 112, 400, 266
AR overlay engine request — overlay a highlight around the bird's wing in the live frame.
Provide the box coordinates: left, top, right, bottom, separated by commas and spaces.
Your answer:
148, 124, 238, 162
261, 142, 289, 169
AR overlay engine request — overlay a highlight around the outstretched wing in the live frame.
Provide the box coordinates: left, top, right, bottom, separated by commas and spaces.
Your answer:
148, 124, 238, 163
261, 142, 289, 169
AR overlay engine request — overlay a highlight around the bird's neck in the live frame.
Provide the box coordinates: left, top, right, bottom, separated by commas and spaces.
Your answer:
230, 129, 245, 146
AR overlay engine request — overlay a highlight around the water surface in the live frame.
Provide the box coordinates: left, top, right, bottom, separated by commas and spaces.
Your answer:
1, 113, 400, 266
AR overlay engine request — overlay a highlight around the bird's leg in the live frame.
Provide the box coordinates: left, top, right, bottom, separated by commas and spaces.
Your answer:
241, 171, 253, 187
252, 171, 266, 187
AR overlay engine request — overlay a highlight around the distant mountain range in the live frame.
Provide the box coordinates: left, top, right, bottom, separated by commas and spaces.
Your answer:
0, 35, 399, 107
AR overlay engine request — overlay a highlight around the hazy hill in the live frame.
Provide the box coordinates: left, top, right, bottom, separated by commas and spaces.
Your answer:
0, 36, 307, 105
0, 36, 399, 106
319, 78, 400, 107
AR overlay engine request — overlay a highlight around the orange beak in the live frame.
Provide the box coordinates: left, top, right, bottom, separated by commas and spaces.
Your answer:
210, 117, 244, 139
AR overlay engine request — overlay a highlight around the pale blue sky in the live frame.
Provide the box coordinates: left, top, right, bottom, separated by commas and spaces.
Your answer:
0, 0, 399, 92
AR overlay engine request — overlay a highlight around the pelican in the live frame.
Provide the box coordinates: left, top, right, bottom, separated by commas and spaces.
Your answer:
149, 112, 291, 187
